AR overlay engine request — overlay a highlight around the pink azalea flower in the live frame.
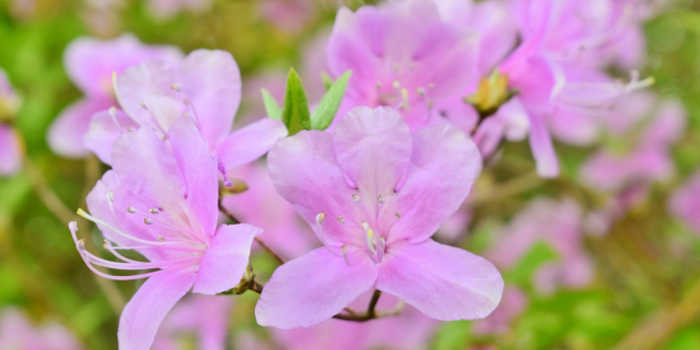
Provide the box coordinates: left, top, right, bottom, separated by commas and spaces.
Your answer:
47, 34, 182, 158
433, 0, 518, 76
269, 292, 438, 350
148, 0, 213, 20
669, 169, 700, 235
0, 307, 83, 350
579, 92, 686, 192
153, 295, 234, 350
472, 286, 527, 335
70, 116, 261, 350
457, 0, 653, 177
255, 106, 503, 328
487, 198, 594, 294
260, 0, 315, 34
0, 69, 22, 176
222, 161, 317, 260
84, 49, 288, 168
326, 1, 479, 131
515, 0, 647, 69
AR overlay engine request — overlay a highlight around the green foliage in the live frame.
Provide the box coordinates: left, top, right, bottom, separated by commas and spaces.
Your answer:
281, 68, 311, 135
311, 70, 351, 130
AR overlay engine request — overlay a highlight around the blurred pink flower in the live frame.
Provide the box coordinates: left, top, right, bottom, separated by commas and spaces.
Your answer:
269, 292, 438, 350
579, 92, 686, 192
47, 34, 182, 158
326, 1, 479, 131
669, 169, 700, 235
70, 116, 260, 350
222, 161, 317, 260
148, 0, 213, 20
84, 49, 288, 167
487, 198, 594, 294
260, 0, 315, 34
256, 106, 502, 328
472, 286, 527, 335
0, 307, 83, 350
0, 69, 22, 176
153, 295, 234, 350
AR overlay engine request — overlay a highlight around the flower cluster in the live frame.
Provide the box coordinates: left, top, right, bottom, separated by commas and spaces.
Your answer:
1, 0, 690, 348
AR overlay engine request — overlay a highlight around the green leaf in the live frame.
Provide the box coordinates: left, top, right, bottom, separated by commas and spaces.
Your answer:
321, 72, 334, 91
261, 88, 282, 120
311, 70, 352, 130
281, 68, 311, 135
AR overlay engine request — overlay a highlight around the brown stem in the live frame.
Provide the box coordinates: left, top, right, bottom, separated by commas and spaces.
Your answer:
613, 277, 700, 350
22, 158, 74, 224
218, 201, 286, 265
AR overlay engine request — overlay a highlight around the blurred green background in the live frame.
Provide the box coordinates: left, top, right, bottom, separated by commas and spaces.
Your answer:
2, 0, 700, 348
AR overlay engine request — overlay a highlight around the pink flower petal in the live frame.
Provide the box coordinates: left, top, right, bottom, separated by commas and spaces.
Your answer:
215, 118, 288, 170
116, 60, 184, 131
64, 34, 182, 97
333, 106, 412, 196
118, 268, 196, 350
178, 50, 241, 145
527, 111, 559, 178
84, 108, 138, 164
47, 97, 114, 157
376, 239, 503, 321
255, 247, 378, 328
0, 125, 21, 176
387, 123, 481, 244
268, 130, 364, 248
168, 116, 219, 237
193, 224, 261, 294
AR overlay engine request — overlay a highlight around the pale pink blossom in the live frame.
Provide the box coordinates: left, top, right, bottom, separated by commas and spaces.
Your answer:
70, 116, 260, 350
153, 295, 234, 350
579, 92, 686, 192
47, 34, 182, 157
487, 198, 594, 294
0, 307, 83, 350
669, 169, 700, 235
84, 49, 287, 168
256, 106, 502, 328
326, 1, 479, 131
0, 68, 22, 176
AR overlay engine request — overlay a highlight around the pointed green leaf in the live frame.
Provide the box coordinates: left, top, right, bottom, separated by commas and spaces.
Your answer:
321, 72, 334, 91
261, 89, 282, 120
311, 70, 352, 130
281, 68, 311, 135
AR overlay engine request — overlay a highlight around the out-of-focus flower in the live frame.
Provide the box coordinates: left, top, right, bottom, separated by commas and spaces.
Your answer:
222, 162, 317, 260
48, 34, 182, 158
326, 1, 479, 131
269, 292, 438, 350
153, 295, 234, 350
260, 0, 315, 34
472, 286, 527, 335
148, 0, 213, 20
84, 49, 287, 168
0, 69, 22, 176
70, 117, 260, 350
579, 92, 686, 192
0, 307, 83, 350
669, 169, 700, 235
256, 106, 502, 328
487, 198, 594, 294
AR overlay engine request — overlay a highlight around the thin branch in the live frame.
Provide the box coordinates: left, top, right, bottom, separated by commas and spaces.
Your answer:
22, 158, 74, 224
218, 200, 286, 264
